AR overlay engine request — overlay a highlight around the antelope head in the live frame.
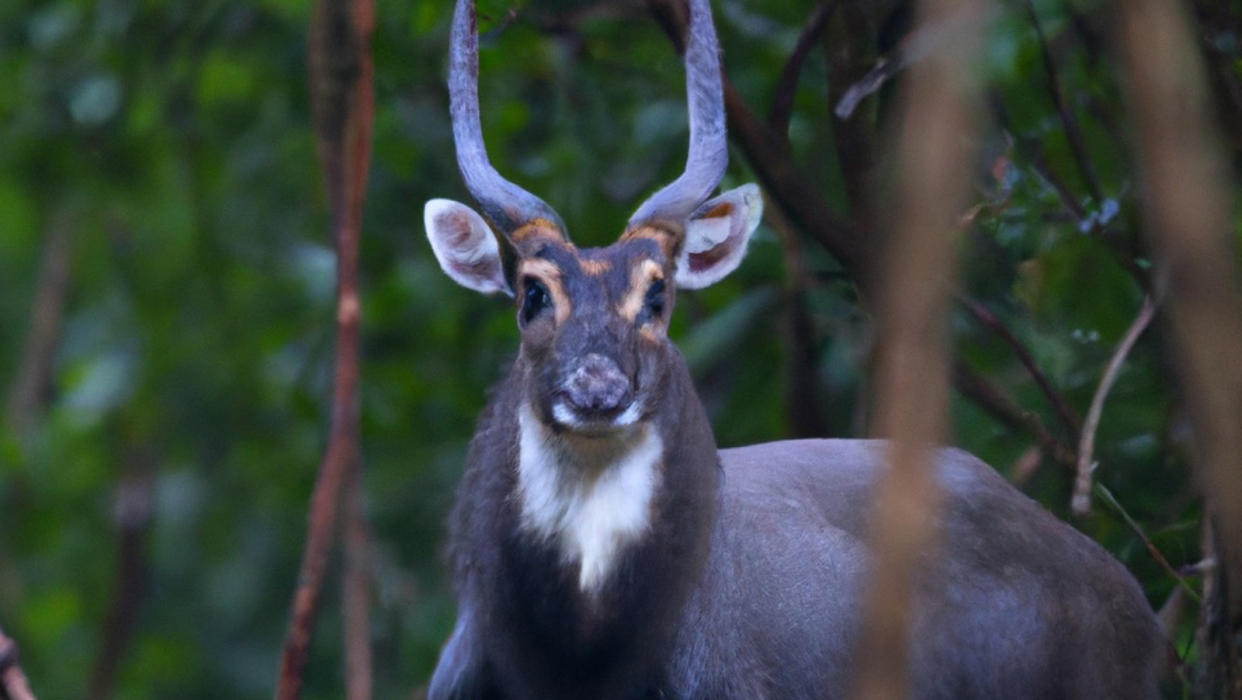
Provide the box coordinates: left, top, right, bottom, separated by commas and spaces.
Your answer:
424, 0, 762, 437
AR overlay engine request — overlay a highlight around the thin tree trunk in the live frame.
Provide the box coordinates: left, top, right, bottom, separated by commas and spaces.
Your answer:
1113, 1, 1242, 696
275, 0, 375, 696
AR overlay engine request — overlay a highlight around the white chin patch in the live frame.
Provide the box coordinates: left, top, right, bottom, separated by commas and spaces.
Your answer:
551, 402, 582, 429
614, 402, 642, 427
517, 404, 662, 595
550, 401, 644, 431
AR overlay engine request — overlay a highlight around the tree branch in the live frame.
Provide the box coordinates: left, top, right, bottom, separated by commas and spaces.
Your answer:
824, 2, 879, 225
957, 294, 1081, 437
768, 1, 837, 138
1071, 295, 1156, 516
343, 466, 373, 700
952, 361, 1077, 471
766, 191, 830, 437
1024, 0, 1102, 204
276, 0, 374, 696
4, 209, 74, 438
1094, 482, 1199, 602
988, 94, 1150, 290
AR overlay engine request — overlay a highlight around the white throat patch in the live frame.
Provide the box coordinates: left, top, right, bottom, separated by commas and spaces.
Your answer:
516, 403, 663, 594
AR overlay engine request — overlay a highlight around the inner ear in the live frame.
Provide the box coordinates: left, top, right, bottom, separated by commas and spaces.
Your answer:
424, 198, 513, 296
675, 184, 763, 290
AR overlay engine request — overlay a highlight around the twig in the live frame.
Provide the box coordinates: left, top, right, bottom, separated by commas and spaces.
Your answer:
833, 5, 983, 120
1094, 483, 1199, 602
987, 94, 1150, 290
1115, 0, 1242, 694
768, 1, 836, 137
1024, 0, 1102, 203
1071, 295, 1156, 516
952, 361, 1077, 471
0, 624, 37, 700
1009, 445, 1043, 487
851, 0, 984, 697
957, 294, 1081, 437
276, 0, 375, 696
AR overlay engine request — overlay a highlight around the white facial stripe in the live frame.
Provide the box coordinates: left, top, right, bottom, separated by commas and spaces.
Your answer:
517, 404, 662, 594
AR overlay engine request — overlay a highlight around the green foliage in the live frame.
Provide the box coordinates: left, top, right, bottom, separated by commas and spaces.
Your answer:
0, 0, 1236, 696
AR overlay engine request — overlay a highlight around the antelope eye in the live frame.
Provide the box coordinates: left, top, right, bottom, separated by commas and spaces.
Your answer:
642, 278, 666, 320
521, 277, 552, 325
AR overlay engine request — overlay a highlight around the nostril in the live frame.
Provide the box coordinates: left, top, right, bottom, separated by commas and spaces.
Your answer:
564, 354, 632, 414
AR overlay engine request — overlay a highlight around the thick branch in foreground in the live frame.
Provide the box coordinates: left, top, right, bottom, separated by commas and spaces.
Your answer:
276, 0, 375, 697
0, 624, 37, 700
1114, 1, 1242, 696
850, 0, 984, 697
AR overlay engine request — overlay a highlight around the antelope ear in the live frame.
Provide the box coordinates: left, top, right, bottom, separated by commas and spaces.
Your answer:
675, 184, 763, 289
424, 198, 513, 296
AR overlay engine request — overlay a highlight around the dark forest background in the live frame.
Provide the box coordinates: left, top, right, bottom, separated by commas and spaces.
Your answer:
1, 0, 1240, 697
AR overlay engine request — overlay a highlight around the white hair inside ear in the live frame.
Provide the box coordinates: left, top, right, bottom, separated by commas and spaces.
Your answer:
675, 184, 763, 290
424, 198, 512, 296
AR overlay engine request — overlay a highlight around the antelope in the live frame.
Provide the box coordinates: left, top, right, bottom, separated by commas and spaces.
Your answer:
422, 0, 1165, 697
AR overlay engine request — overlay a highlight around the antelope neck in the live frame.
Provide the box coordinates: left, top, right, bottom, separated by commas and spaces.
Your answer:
516, 403, 663, 594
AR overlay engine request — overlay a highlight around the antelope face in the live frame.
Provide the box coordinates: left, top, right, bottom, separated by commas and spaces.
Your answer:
425, 184, 762, 436
425, 0, 755, 436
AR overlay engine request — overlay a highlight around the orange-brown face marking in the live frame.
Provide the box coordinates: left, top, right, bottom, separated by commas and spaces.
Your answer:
617, 259, 665, 324
518, 258, 572, 324
620, 224, 682, 261
510, 218, 566, 245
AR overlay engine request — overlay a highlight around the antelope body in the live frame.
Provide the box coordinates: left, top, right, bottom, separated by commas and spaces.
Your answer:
423, 1, 1164, 698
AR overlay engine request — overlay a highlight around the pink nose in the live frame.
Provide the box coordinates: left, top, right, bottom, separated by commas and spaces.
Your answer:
564, 353, 632, 415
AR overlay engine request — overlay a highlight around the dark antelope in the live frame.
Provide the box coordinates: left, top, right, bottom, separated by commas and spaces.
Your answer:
423, 0, 1164, 697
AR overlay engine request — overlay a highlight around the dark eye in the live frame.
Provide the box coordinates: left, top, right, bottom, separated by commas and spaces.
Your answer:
642, 278, 665, 320
521, 277, 552, 325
